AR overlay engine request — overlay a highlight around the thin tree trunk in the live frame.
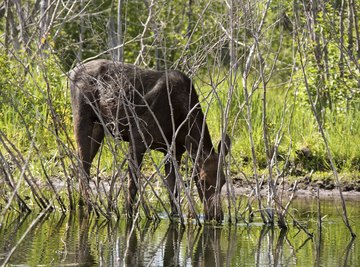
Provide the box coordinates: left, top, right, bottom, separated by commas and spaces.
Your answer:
222, 0, 237, 223
107, 15, 118, 60
347, 0, 354, 59
309, 0, 328, 115
40, 0, 48, 38
117, 0, 123, 62
187, 0, 193, 38
135, 0, 154, 65
339, 0, 346, 77
242, 44, 265, 223
13, 0, 30, 54
349, 0, 359, 60
4, 0, 12, 53
77, 0, 84, 62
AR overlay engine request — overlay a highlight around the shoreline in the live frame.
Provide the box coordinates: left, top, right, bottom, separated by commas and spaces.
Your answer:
228, 177, 360, 201
47, 175, 360, 202
229, 186, 360, 201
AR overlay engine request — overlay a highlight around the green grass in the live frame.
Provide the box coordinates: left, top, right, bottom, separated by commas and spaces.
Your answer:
196, 73, 360, 177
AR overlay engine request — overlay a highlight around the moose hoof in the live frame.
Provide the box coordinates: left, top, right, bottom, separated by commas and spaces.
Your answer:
205, 206, 224, 223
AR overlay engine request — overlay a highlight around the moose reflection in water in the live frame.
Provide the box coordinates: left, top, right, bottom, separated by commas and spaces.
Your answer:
0, 203, 358, 267
123, 222, 229, 267
69, 59, 231, 221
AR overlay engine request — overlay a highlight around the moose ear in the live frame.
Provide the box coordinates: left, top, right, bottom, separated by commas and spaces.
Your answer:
217, 134, 231, 156
185, 135, 199, 159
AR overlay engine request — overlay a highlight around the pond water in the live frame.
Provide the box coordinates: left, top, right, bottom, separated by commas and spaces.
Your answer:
0, 198, 359, 266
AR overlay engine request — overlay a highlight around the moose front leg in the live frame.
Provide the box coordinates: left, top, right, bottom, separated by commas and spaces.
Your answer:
195, 178, 224, 222
164, 153, 183, 218
203, 181, 224, 223
126, 144, 145, 218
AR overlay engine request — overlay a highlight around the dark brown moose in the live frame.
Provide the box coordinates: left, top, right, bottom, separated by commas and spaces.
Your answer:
69, 59, 230, 222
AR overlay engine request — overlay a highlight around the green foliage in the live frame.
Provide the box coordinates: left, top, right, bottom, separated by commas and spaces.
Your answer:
293, 2, 360, 115
53, 0, 113, 70
0, 51, 72, 178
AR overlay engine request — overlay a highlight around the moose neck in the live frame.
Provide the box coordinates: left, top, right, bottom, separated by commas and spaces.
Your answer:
189, 108, 215, 159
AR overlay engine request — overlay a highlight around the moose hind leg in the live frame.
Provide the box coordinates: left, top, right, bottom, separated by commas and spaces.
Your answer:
73, 112, 94, 176
73, 111, 97, 207
89, 123, 105, 163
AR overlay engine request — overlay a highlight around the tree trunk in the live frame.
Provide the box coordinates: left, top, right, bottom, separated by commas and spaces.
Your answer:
13, 0, 30, 54
117, 0, 124, 62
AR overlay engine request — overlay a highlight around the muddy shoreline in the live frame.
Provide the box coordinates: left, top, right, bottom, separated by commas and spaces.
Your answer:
229, 176, 360, 201
48, 174, 360, 201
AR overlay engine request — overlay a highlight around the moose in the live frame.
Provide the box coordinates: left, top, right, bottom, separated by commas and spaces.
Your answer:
69, 59, 230, 222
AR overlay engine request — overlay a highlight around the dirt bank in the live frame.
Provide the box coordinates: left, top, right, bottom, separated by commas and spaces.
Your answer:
228, 175, 360, 201
48, 173, 360, 201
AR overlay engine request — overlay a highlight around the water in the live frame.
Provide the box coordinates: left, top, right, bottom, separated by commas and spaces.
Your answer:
0, 199, 359, 266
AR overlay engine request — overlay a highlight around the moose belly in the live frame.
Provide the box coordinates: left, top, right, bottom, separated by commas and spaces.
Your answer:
102, 113, 173, 152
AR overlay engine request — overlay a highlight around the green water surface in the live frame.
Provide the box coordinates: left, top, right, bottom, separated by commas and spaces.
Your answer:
0, 198, 359, 266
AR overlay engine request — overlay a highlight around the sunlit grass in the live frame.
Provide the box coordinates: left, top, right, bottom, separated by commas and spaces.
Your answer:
196, 74, 360, 176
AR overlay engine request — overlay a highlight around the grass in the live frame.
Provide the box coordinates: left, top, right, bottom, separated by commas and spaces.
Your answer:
195, 73, 360, 176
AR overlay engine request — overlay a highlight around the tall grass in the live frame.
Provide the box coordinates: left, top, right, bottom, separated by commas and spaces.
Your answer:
195, 74, 360, 177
